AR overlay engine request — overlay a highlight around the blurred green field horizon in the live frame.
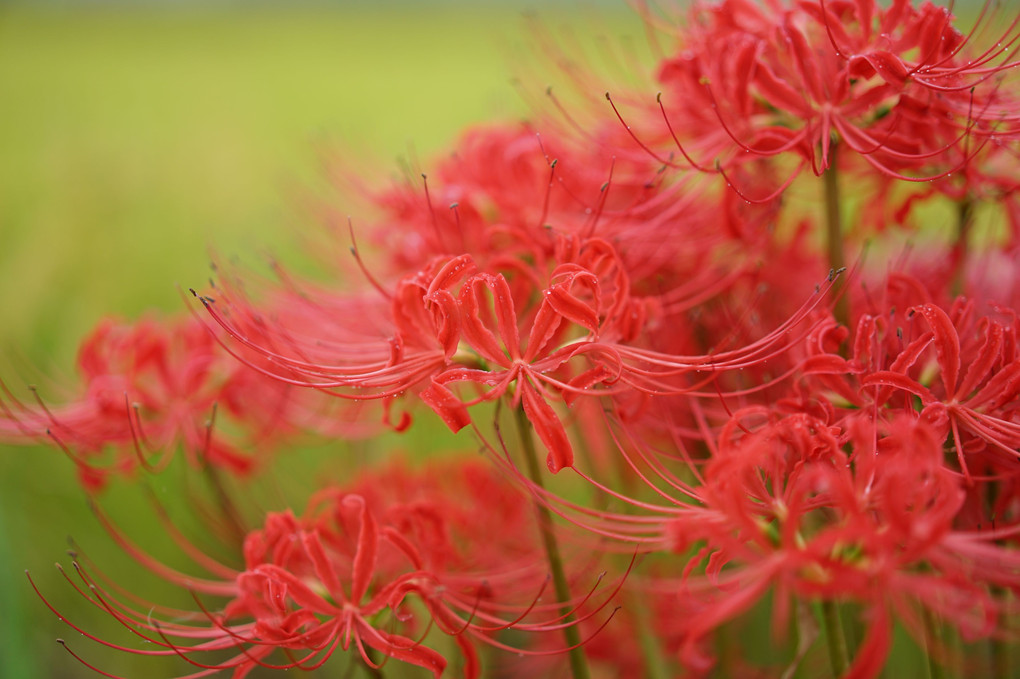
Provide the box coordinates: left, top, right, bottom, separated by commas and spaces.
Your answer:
0, 3, 640, 677
0, 3, 535, 360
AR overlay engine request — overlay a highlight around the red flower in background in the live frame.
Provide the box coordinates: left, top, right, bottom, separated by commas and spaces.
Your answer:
0, 316, 292, 489
34, 458, 620, 678
639, 0, 1020, 186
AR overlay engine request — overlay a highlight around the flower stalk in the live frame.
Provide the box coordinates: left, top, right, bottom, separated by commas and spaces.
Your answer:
922, 607, 944, 679
951, 197, 974, 297
823, 143, 847, 329
821, 600, 850, 677
515, 406, 591, 679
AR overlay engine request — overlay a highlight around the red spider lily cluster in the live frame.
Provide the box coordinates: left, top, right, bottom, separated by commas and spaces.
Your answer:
9, 1, 1020, 677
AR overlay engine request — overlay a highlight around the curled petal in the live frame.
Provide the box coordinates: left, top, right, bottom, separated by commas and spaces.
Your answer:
420, 378, 472, 433
521, 380, 573, 473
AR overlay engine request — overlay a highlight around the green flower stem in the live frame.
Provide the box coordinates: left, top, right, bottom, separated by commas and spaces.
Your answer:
992, 635, 1008, 679
991, 584, 1009, 679
951, 197, 974, 297
922, 607, 944, 679
823, 144, 849, 330
515, 407, 591, 679
629, 589, 671, 679
821, 600, 850, 677
204, 461, 247, 545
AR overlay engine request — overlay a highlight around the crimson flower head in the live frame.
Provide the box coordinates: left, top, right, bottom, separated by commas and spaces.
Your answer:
659, 407, 1013, 676
646, 0, 1020, 183
35, 457, 619, 678
196, 122, 838, 475
0, 315, 298, 490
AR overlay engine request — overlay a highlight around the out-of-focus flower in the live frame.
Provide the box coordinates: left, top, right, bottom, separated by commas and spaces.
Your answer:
640, 0, 1020, 185
34, 458, 622, 678
0, 316, 289, 489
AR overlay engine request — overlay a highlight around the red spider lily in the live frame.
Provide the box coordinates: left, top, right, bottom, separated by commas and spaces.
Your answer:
0, 316, 295, 490
420, 235, 646, 472
658, 409, 1016, 676
33, 458, 622, 678
803, 293, 1020, 481
861, 301, 1020, 480
367, 124, 676, 275
627, 0, 1020, 188
197, 224, 837, 474
182, 117, 843, 480
34, 504, 448, 678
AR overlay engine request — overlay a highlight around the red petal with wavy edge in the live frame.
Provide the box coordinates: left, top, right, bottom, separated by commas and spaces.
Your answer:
849, 52, 910, 87
420, 378, 472, 432
301, 530, 348, 606
754, 61, 810, 117
426, 254, 476, 297
783, 20, 825, 104
361, 627, 447, 679
562, 364, 617, 406
851, 315, 878, 370
913, 304, 961, 398
343, 496, 378, 604
459, 275, 517, 366
970, 361, 1020, 411
521, 379, 573, 473
245, 564, 334, 614
525, 298, 565, 363
800, 354, 853, 375
861, 370, 935, 404
546, 277, 600, 336
427, 288, 462, 359
956, 322, 1003, 400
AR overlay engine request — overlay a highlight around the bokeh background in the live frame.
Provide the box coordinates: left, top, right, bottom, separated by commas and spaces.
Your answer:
0, 1, 637, 677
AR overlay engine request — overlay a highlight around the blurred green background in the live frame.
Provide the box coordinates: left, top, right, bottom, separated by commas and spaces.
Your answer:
0, 2, 635, 677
